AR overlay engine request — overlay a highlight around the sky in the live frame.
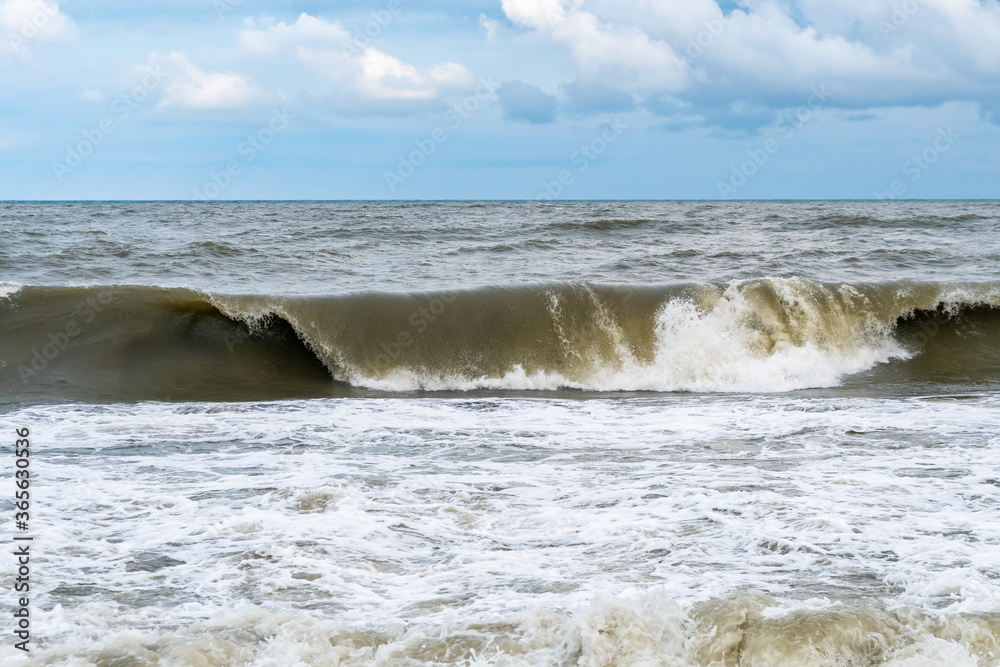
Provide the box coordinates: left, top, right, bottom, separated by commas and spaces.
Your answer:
0, 0, 998, 200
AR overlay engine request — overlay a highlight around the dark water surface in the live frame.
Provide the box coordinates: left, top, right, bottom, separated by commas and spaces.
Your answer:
3, 201, 1000, 666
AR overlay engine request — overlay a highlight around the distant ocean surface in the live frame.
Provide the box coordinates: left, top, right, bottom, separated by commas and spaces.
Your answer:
3, 201, 1000, 665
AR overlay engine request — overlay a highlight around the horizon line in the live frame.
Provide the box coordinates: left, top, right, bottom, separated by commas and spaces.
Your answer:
2, 198, 998, 204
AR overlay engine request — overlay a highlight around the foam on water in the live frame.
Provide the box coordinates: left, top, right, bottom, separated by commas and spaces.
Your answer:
0, 281, 21, 299
4, 202, 1000, 665
358, 282, 910, 393
7, 278, 1000, 403
21, 594, 1000, 665
10, 394, 1000, 664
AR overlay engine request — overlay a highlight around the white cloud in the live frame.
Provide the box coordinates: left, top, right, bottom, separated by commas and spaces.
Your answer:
501, 0, 687, 97
501, 0, 564, 31
501, 0, 1000, 119
479, 13, 501, 41
153, 52, 271, 111
239, 13, 475, 109
0, 0, 74, 54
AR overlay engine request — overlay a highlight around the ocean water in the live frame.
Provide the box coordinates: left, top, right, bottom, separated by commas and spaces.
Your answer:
2, 201, 1000, 666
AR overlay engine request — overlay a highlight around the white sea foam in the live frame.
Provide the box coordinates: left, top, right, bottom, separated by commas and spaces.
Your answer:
9, 394, 1000, 664
0, 281, 22, 299
356, 280, 910, 393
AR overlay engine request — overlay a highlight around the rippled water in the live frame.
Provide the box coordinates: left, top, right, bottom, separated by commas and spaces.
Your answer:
2, 200, 998, 291
3, 201, 1000, 666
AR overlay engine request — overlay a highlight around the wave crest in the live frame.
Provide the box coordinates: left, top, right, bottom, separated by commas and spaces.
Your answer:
2, 278, 999, 402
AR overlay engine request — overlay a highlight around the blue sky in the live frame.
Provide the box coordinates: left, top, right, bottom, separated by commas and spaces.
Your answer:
1, 0, 998, 199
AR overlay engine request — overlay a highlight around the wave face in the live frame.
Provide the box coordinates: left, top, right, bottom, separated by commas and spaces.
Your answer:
2, 279, 1000, 402
0, 285, 336, 403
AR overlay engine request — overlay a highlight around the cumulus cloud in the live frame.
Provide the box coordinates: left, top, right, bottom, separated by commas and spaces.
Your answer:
0, 0, 74, 54
153, 52, 271, 111
502, 0, 687, 103
501, 0, 1000, 126
497, 80, 557, 123
239, 13, 475, 111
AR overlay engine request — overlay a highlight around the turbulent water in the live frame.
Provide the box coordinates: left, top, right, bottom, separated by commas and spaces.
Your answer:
2, 201, 1000, 666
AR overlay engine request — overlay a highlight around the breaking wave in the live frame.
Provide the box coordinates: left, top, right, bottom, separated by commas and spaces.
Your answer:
2, 278, 999, 402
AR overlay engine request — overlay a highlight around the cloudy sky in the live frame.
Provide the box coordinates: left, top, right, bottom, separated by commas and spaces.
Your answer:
1, 0, 998, 199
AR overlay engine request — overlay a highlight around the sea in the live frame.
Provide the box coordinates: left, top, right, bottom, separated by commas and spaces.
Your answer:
2, 200, 999, 666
